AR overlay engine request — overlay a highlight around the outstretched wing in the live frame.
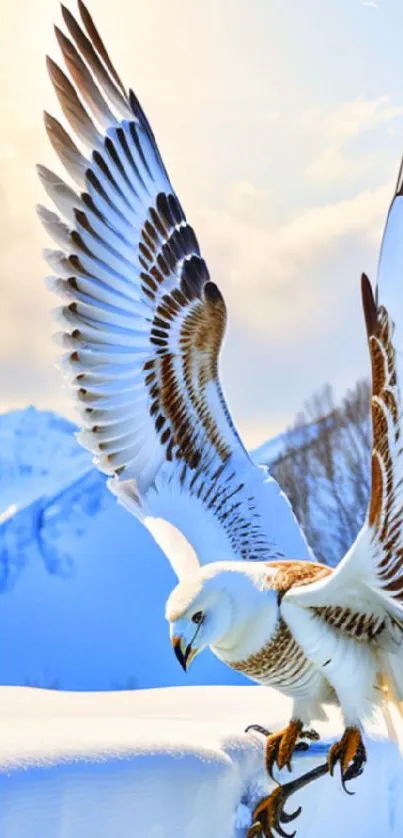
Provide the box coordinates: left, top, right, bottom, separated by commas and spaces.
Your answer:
38, 2, 311, 576
284, 159, 403, 631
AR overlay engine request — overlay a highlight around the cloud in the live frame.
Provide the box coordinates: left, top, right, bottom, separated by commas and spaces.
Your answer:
304, 97, 403, 185
1, 0, 401, 440
316, 97, 402, 142
227, 181, 273, 225
306, 144, 377, 185
194, 180, 390, 339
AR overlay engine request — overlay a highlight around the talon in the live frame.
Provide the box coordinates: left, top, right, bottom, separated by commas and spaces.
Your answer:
270, 720, 302, 778
343, 748, 366, 783
327, 727, 367, 792
301, 728, 320, 742
251, 786, 298, 838
280, 804, 302, 824
245, 719, 319, 782
247, 762, 329, 838
275, 820, 298, 838
246, 724, 273, 739
340, 773, 355, 796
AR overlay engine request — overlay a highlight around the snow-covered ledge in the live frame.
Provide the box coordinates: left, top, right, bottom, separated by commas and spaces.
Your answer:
0, 686, 401, 838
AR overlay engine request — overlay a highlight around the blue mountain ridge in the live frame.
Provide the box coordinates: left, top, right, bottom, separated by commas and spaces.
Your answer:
0, 408, 264, 690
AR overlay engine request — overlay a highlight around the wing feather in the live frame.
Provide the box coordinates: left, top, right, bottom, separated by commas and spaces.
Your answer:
285, 161, 403, 629
38, 2, 312, 576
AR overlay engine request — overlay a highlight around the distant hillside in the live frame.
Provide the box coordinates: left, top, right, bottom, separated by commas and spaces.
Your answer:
256, 381, 371, 566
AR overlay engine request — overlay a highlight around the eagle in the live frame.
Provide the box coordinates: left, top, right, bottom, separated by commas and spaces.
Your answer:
37, 4, 403, 836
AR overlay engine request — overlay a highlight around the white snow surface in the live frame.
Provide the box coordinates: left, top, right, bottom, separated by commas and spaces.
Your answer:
0, 685, 401, 838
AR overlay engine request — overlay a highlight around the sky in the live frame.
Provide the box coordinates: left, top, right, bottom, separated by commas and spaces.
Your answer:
1, 0, 402, 448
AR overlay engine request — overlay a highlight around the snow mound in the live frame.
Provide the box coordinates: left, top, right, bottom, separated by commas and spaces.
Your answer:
0, 685, 401, 838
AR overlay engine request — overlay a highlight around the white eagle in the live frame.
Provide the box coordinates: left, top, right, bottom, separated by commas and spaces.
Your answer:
37, 4, 403, 836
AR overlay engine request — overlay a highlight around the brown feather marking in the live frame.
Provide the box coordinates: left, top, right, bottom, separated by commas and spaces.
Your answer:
144, 276, 230, 467
179, 283, 230, 461
267, 560, 332, 595
313, 605, 387, 643
370, 337, 388, 398
46, 56, 101, 146
264, 561, 393, 649
44, 112, 86, 174
383, 389, 399, 426
61, 5, 130, 114
231, 618, 319, 694
158, 352, 196, 462
369, 451, 384, 529
361, 273, 377, 339
362, 273, 403, 604
78, 0, 127, 97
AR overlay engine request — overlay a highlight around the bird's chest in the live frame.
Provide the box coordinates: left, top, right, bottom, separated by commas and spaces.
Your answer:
228, 617, 314, 694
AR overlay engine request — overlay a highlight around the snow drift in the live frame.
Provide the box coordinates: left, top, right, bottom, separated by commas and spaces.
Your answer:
0, 685, 401, 838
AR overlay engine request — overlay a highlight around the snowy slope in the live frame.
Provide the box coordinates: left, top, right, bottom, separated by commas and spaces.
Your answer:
0, 685, 401, 838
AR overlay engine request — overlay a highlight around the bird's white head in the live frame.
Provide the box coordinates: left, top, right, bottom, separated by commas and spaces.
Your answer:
165, 562, 269, 671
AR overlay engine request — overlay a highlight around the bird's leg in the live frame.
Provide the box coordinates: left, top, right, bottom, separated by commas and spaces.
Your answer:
247, 760, 329, 838
246, 719, 319, 779
327, 726, 367, 793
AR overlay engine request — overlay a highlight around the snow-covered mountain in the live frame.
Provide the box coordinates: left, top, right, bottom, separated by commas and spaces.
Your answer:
0, 408, 252, 690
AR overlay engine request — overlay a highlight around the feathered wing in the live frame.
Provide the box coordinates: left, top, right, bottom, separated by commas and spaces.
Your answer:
284, 161, 403, 713
38, 2, 312, 578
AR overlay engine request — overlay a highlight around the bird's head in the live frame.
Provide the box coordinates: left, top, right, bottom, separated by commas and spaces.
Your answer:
165, 566, 236, 671
165, 562, 269, 672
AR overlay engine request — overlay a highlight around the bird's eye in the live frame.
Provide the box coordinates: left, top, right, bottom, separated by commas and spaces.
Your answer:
192, 611, 204, 624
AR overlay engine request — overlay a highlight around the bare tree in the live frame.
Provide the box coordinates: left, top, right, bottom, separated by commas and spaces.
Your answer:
269, 379, 371, 566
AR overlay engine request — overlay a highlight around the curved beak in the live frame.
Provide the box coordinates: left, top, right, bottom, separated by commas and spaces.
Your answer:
171, 635, 197, 672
